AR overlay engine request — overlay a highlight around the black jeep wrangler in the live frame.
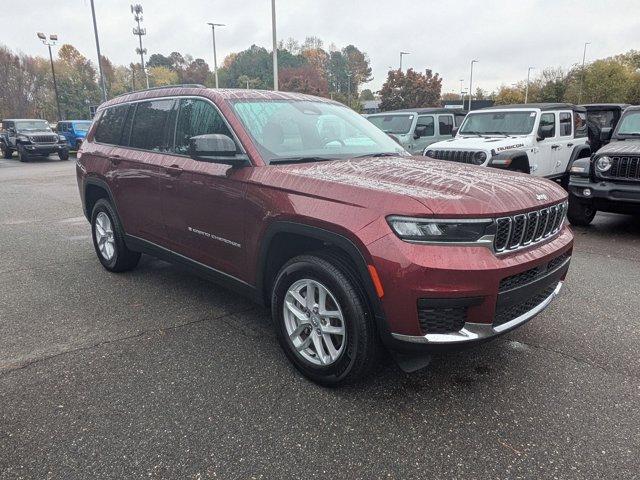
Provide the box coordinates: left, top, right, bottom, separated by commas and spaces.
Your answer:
568, 105, 640, 225
581, 103, 629, 153
0, 119, 70, 162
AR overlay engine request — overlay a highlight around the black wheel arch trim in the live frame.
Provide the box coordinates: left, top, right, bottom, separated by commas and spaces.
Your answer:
83, 176, 119, 221
489, 149, 530, 171
566, 144, 592, 172
257, 221, 386, 321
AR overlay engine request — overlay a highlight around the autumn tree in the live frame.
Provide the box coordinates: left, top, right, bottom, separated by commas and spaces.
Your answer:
379, 68, 442, 110
55, 44, 101, 119
280, 65, 329, 96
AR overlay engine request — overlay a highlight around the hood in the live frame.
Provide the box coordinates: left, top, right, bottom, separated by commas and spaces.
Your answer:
429, 135, 532, 153
18, 129, 55, 136
259, 156, 566, 217
595, 139, 640, 156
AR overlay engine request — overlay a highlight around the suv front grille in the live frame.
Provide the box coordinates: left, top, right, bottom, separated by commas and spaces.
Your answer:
499, 252, 571, 292
429, 149, 479, 164
30, 134, 58, 144
600, 156, 640, 181
494, 202, 567, 253
493, 283, 557, 327
417, 304, 467, 334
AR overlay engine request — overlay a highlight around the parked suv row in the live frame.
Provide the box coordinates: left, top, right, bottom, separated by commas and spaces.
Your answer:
77, 86, 573, 385
1, 118, 69, 161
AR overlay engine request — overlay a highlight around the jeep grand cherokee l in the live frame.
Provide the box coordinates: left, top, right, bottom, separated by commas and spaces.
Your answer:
76, 86, 573, 385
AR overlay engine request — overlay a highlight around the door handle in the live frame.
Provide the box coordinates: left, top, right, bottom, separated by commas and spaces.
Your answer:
551, 145, 560, 150
567, 143, 574, 147
109, 154, 122, 165
165, 164, 183, 176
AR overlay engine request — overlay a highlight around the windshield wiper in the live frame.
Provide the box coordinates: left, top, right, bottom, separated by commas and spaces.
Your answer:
353, 152, 400, 159
460, 131, 484, 137
269, 156, 335, 165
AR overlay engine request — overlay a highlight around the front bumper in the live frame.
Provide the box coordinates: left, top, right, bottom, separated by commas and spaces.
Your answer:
367, 225, 573, 352
22, 143, 68, 155
569, 175, 640, 210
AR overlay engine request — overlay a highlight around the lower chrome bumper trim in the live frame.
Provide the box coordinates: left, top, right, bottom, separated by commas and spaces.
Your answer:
391, 282, 563, 345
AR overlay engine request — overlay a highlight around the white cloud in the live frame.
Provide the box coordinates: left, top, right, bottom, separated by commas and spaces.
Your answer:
6, 0, 638, 94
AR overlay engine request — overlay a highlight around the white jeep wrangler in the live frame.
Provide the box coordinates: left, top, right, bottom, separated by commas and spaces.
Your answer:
425, 104, 590, 182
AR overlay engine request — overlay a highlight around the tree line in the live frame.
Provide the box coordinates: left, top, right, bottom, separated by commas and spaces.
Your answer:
0, 36, 372, 121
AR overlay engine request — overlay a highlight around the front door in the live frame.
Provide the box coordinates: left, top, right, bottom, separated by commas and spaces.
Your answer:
411, 115, 435, 154
160, 97, 247, 280
554, 110, 575, 175
534, 112, 557, 177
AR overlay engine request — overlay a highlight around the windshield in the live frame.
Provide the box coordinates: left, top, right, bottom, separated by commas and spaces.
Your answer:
459, 111, 537, 135
231, 99, 407, 164
72, 121, 92, 132
366, 114, 414, 134
616, 112, 640, 135
15, 120, 51, 132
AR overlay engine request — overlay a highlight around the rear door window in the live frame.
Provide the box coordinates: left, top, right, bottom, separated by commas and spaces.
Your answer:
574, 111, 587, 138
95, 105, 129, 145
174, 98, 232, 155
539, 113, 556, 137
438, 115, 454, 135
559, 112, 572, 136
129, 99, 177, 152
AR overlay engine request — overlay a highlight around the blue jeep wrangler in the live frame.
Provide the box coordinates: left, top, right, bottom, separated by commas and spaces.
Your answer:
56, 120, 92, 150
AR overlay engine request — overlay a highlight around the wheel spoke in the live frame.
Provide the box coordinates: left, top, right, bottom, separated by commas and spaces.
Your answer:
305, 281, 316, 308
311, 331, 329, 365
285, 299, 310, 324
322, 333, 340, 361
289, 323, 307, 341
289, 289, 306, 308
321, 324, 344, 336
295, 334, 312, 352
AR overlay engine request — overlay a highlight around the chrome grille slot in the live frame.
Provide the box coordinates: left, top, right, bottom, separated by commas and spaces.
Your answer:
428, 149, 480, 164
600, 156, 640, 181
493, 201, 567, 254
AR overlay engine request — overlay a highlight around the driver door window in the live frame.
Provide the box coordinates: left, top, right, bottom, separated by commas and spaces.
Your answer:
174, 98, 232, 155
416, 116, 435, 136
538, 113, 556, 139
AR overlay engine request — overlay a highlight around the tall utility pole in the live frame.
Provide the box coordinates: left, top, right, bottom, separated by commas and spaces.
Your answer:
524, 66, 534, 104
37, 33, 62, 121
89, 0, 107, 102
468, 59, 478, 110
131, 4, 149, 89
271, 0, 278, 91
207, 22, 225, 88
399, 51, 410, 72
579, 42, 590, 103
459, 78, 465, 105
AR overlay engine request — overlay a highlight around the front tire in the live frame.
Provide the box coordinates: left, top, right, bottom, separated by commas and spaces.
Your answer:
1, 144, 12, 158
567, 194, 596, 226
58, 150, 69, 160
271, 253, 379, 386
91, 198, 141, 272
17, 146, 29, 162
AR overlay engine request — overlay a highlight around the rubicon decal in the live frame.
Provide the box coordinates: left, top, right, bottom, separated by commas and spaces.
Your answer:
188, 226, 241, 248
495, 143, 525, 152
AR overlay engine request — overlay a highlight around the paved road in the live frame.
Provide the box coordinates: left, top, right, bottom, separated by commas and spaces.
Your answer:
0, 156, 638, 479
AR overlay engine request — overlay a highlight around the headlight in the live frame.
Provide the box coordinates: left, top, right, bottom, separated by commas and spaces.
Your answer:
596, 156, 612, 172
387, 216, 493, 243
58, 135, 67, 142
425, 149, 434, 157
472, 151, 487, 165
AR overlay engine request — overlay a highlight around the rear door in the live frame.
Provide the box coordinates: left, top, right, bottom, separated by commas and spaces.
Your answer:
104, 99, 176, 246
554, 110, 575, 175
535, 112, 557, 177
159, 97, 247, 280
437, 114, 455, 140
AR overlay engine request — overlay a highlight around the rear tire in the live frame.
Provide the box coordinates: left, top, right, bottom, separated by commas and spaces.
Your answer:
567, 194, 596, 226
59, 150, 69, 161
271, 253, 379, 386
90, 198, 141, 272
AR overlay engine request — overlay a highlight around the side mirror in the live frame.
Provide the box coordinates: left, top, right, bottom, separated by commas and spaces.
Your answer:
8, 127, 16, 134
414, 125, 427, 139
188, 133, 248, 167
600, 127, 613, 142
537, 125, 554, 141
451, 127, 459, 137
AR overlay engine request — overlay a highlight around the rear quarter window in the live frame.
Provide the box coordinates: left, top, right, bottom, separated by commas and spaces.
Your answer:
94, 105, 129, 145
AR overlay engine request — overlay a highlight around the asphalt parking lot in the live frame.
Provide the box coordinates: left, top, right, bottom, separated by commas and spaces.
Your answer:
0, 155, 638, 480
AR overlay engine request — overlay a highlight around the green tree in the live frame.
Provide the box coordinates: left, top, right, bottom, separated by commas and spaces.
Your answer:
56, 44, 101, 119
149, 66, 179, 87
359, 88, 375, 101
379, 68, 442, 110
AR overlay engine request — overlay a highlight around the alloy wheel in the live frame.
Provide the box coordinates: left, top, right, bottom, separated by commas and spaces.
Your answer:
283, 278, 346, 366
94, 211, 116, 261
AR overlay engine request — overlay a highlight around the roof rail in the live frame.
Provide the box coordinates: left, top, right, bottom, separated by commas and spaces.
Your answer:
112, 84, 206, 100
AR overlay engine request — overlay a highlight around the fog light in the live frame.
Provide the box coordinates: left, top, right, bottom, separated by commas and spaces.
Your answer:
583, 188, 592, 197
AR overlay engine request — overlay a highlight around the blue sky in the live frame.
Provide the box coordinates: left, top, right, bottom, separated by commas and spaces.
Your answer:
3, 0, 638, 94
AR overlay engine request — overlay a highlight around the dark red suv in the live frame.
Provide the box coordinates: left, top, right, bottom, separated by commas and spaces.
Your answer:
76, 85, 573, 385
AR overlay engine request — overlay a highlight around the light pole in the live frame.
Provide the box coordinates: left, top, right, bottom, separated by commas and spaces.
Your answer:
37, 32, 62, 121
399, 51, 410, 72
89, 0, 108, 102
459, 78, 464, 105
579, 42, 590, 103
468, 59, 478, 110
271, 0, 278, 91
207, 22, 225, 88
131, 4, 149, 89
524, 66, 534, 104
